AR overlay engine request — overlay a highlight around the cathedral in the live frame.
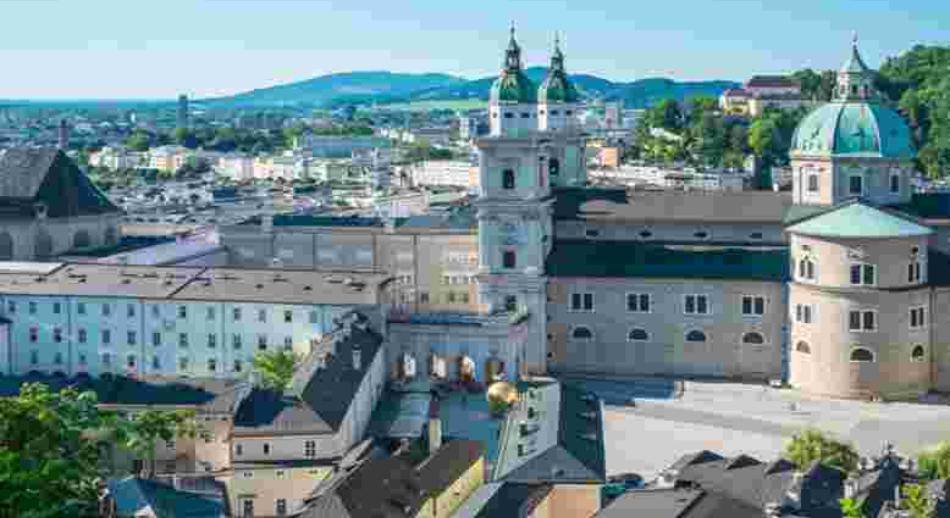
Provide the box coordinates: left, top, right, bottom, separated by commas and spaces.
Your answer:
472, 29, 950, 400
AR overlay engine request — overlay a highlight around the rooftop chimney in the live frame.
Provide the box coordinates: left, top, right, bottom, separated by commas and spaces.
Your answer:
57, 119, 69, 150
352, 347, 361, 371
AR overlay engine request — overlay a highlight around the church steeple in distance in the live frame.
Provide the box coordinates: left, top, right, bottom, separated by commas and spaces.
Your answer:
504, 22, 523, 71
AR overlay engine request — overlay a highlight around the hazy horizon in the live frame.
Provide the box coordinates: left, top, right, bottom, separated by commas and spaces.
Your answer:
0, 0, 946, 100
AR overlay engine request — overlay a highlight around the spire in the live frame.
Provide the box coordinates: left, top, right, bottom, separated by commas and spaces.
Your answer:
504, 22, 522, 71
835, 33, 875, 101
550, 32, 564, 70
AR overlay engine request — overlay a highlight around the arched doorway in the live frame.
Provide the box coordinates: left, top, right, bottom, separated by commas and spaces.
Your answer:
458, 355, 476, 383
429, 353, 447, 380
0, 232, 13, 260
34, 231, 52, 259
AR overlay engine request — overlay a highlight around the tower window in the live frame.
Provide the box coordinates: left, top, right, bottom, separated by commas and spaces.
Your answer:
849, 175, 863, 196
890, 173, 900, 193
549, 158, 560, 176
502, 169, 515, 189
504, 112, 513, 119
807, 174, 819, 193
849, 263, 876, 286
502, 250, 516, 269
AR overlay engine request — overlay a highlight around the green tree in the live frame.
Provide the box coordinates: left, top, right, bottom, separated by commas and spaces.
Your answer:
784, 429, 859, 474
839, 497, 864, 518
253, 349, 299, 393
903, 482, 936, 518
917, 442, 950, 480
115, 409, 201, 479
0, 383, 198, 516
124, 130, 152, 152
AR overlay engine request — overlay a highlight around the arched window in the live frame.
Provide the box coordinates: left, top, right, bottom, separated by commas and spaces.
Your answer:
34, 231, 52, 259
571, 326, 593, 341
795, 341, 811, 354
911, 345, 926, 362
742, 332, 765, 345
73, 230, 91, 250
0, 232, 13, 260
627, 328, 649, 342
502, 169, 515, 190
685, 330, 707, 342
548, 158, 560, 176
798, 258, 815, 280
850, 348, 875, 363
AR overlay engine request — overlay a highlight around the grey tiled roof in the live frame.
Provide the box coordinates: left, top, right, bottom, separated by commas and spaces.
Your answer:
107, 476, 227, 518
232, 324, 383, 435
0, 148, 118, 218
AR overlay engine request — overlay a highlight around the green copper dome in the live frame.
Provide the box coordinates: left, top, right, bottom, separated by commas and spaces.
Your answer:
790, 101, 914, 159
538, 38, 579, 104
490, 26, 537, 105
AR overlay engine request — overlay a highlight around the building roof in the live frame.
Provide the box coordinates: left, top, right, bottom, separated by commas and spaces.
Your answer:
490, 27, 537, 104
473, 482, 553, 518
492, 380, 606, 484
233, 322, 383, 436
597, 488, 760, 518
546, 240, 788, 282
0, 374, 246, 413
786, 202, 932, 239
790, 101, 914, 158
552, 188, 794, 223
0, 148, 119, 218
538, 38, 579, 104
889, 192, 950, 220
298, 440, 483, 518
107, 476, 227, 518
0, 262, 388, 305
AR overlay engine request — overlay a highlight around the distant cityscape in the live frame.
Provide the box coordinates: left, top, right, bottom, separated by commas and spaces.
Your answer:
2, 14, 950, 518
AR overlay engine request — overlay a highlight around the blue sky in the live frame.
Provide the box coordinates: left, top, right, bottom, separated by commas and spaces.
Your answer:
0, 0, 946, 99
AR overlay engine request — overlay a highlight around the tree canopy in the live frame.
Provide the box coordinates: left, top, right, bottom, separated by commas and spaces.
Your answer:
253, 349, 300, 393
783, 428, 859, 474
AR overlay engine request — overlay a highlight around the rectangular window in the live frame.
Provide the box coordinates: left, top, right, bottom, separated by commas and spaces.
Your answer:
207, 334, 216, 348
77, 302, 84, 315
502, 250, 516, 269
908, 261, 921, 283
178, 333, 188, 348
179, 357, 189, 370
233, 334, 242, 350
570, 292, 594, 312
207, 358, 216, 372
206, 307, 215, 320
910, 306, 926, 329
890, 174, 900, 194
127, 304, 135, 318
78, 328, 87, 344
102, 304, 111, 317
102, 353, 112, 366
232, 307, 241, 321
53, 328, 62, 343
233, 360, 243, 372
849, 175, 863, 195
684, 294, 709, 315
276, 499, 287, 516
6, 301, 14, 314
258, 308, 267, 323
304, 440, 316, 458
28, 302, 36, 315
283, 310, 292, 323
177, 305, 187, 319
849, 310, 876, 331
807, 174, 819, 193
850, 263, 876, 286
258, 335, 267, 351
626, 293, 650, 313
309, 310, 318, 324
742, 296, 766, 316
102, 329, 111, 345
127, 331, 136, 346
53, 302, 61, 314
152, 332, 161, 347
151, 305, 160, 318
29, 326, 38, 342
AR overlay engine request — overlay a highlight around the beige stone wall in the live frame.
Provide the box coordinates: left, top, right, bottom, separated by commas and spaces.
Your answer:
791, 234, 928, 290
531, 484, 601, 518
931, 288, 950, 392
224, 465, 332, 517
547, 277, 785, 380
789, 282, 931, 399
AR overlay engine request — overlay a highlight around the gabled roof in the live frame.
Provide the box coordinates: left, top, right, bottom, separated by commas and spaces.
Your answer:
0, 148, 119, 218
107, 476, 227, 518
232, 323, 383, 436
786, 201, 932, 239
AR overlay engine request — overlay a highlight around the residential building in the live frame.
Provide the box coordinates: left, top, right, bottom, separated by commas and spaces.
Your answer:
105, 475, 227, 518
409, 160, 479, 190
0, 262, 388, 378
719, 75, 814, 117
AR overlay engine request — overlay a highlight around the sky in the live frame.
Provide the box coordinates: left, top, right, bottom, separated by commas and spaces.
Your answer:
0, 0, 946, 100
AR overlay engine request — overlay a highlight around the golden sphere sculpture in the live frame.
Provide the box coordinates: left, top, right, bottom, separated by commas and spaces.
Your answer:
486, 381, 519, 409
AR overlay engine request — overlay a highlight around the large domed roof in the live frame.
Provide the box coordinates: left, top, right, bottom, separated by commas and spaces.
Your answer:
790, 102, 914, 159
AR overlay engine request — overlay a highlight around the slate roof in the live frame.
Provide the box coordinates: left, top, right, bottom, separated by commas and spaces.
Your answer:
0, 148, 118, 218
415, 439, 483, 494
552, 187, 794, 223
598, 488, 763, 518
747, 75, 799, 89
545, 240, 788, 282
232, 324, 383, 436
107, 476, 227, 518
493, 381, 606, 484
474, 483, 553, 518
890, 193, 950, 220
786, 201, 932, 239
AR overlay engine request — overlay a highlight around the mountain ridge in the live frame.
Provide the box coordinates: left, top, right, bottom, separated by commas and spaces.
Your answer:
203, 68, 740, 109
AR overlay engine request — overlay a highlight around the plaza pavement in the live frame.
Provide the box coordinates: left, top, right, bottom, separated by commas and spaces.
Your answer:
603, 380, 950, 479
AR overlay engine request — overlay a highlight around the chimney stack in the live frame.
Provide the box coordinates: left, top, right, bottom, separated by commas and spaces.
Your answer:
57, 119, 69, 150
352, 346, 361, 371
